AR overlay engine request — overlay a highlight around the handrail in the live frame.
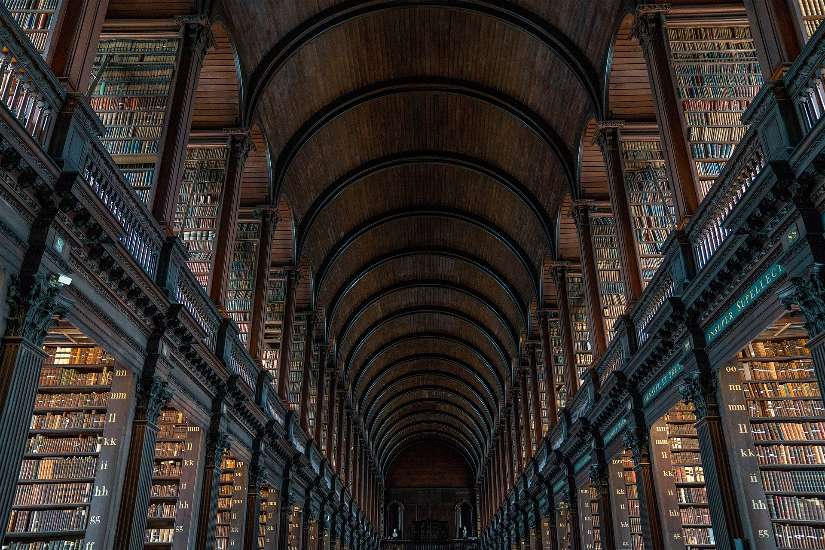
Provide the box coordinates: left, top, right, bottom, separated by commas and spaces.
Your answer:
0, 6, 63, 145
785, 17, 825, 134
176, 267, 221, 350
686, 127, 766, 271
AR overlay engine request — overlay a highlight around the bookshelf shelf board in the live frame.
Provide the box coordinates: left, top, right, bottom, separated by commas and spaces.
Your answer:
28, 428, 105, 435
33, 406, 110, 413
678, 503, 709, 508
752, 440, 825, 445
758, 464, 825, 470
16, 477, 96, 484
4, 530, 86, 540
769, 518, 825, 527
23, 452, 100, 459
745, 397, 822, 401
12, 503, 90, 510
36, 385, 112, 393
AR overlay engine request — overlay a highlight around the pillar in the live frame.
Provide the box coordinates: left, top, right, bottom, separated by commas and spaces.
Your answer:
315, 345, 328, 442
519, 365, 533, 457
48, 0, 110, 92
679, 365, 747, 550
571, 203, 607, 357
249, 207, 277, 360
782, 269, 825, 395
299, 314, 316, 431
550, 267, 579, 397
622, 416, 665, 550
536, 315, 559, 428
511, 393, 524, 472
596, 122, 643, 303
277, 464, 294, 550
243, 441, 265, 550
194, 396, 229, 549
209, 132, 251, 305
113, 372, 172, 549
633, 4, 700, 221
744, 0, 803, 79
589, 454, 617, 550
277, 269, 299, 399
151, 17, 214, 228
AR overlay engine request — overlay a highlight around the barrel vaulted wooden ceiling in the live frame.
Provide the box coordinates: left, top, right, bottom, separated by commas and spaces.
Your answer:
111, 0, 637, 476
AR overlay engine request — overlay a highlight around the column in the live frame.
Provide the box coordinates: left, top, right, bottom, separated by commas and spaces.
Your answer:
243, 441, 265, 550
249, 207, 277, 359
589, 454, 617, 550
113, 372, 172, 549
299, 314, 316, 431
0, 174, 75, 529
536, 315, 559, 428
571, 203, 607, 358
633, 5, 700, 221
679, 366, 747, 550
502, 414, 513, 489
315, 345, 329, 442
194, 396, 230, 548
527, 343, 546, 444
318, 500, 329, 550
151, 17, 214, 228
744, 0, 803, 79
326, 374, 339, 462
541, 485, 559, 550
550, 267, 579, 397
209, 132, 252, 305
277, 464, 294, 550
622, 418, 665, 550
301, 488, 313, 550
519, 365, 534, 457
511, 395, 524, 473
596, 122, 643, 303
782, 268, 825, 394
337, 405, 349, 479
277, 269, 299, 399
48, 0, 109, 92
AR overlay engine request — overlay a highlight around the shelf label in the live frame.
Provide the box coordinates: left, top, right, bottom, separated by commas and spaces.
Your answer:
642, 363, 683, 406
705, 262, 785, 343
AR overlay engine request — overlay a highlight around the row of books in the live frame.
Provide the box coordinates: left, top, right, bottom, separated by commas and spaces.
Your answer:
19, 456, 97, 481
101, 138, 160, 157
30, 412, 105, 431
153, 459, 182, 478
772, 523, 825, 549
760, 470, 825, 493
744, 361, 816, 381
757, 444, 825, 465
677, 485, 709, 505
680, 506, 711, 526
25, 435, 101, 456
39, 367, 112, 387
751, 421, 825, 441
145, 528, 175, 543
768, 495, 825, 521
147, 502, 176, 519
150, 482, 179, 498
34, 392, 109, 409
89, 96, 168, 112
745, 381, 821, 399
154, 441, 185, 459
103, 126, 163, 140
3, 541, 83, 549
45, 347, 110, 366
14, 482, 91, 506
749, 398, 825, 418
7, 507, 87, 533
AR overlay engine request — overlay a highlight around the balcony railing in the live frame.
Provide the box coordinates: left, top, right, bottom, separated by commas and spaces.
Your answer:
0, 6, 61, 145
382, 540, 479, 550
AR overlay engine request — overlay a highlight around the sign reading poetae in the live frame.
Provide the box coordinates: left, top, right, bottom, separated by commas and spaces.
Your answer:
705, 262, 785, 343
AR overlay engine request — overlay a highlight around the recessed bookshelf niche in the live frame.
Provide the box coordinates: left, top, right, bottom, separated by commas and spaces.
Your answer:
5, 323, 133, 550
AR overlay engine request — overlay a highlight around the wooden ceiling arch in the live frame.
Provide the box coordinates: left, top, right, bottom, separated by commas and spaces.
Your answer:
371, 399, 489, 453
240, 1, 604, 124
376, 414, 485, 465
382, 431, 479, 474
352, 333, 504, 400
342, 307, 512, 383
370, 392, 493, 443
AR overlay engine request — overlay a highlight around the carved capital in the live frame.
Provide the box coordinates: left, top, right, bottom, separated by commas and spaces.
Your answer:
679, 372, 717, 418
207, 429, 230, 469
177, 15, 215, 58
622, 428, 648, 464
228, 131, 252, 164
138, 375, 172, 424
594, 121, 623, 155
571, 202, 591, 229
589, 462, 608, 487
4, 273, 64, 345
631, 5, 669, 47
781, 270, 825, 337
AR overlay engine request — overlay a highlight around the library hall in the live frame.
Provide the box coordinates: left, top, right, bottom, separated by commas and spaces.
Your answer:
0, 0, 824, 549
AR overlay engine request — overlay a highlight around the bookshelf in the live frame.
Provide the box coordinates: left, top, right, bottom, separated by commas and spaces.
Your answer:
6, 330, 133, 549
216, 452, 247, 550
666, 20, 764, 200
89, 37, 179, 204
306, 340, 319, 434
262, 270, 288, 392
172, 144, 229, 289
144, 408, 201, 549
792, 0, 825, 40
2, 0, 60, 54
258, 484, 278, 550
286, 315, 307, 414
717, 318, 825, 550
287, 505, 302, 550
540, 515, 554, 550
308, 519, 318, 550
589, 209, 628, 340
547, 311, 567, 412
226, 216, 260, 344
577, 483, 601, 550
607, 451, 643, 550
650, 402, 716, 550
620, 135, 676, 287
566, 271, 593, 385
